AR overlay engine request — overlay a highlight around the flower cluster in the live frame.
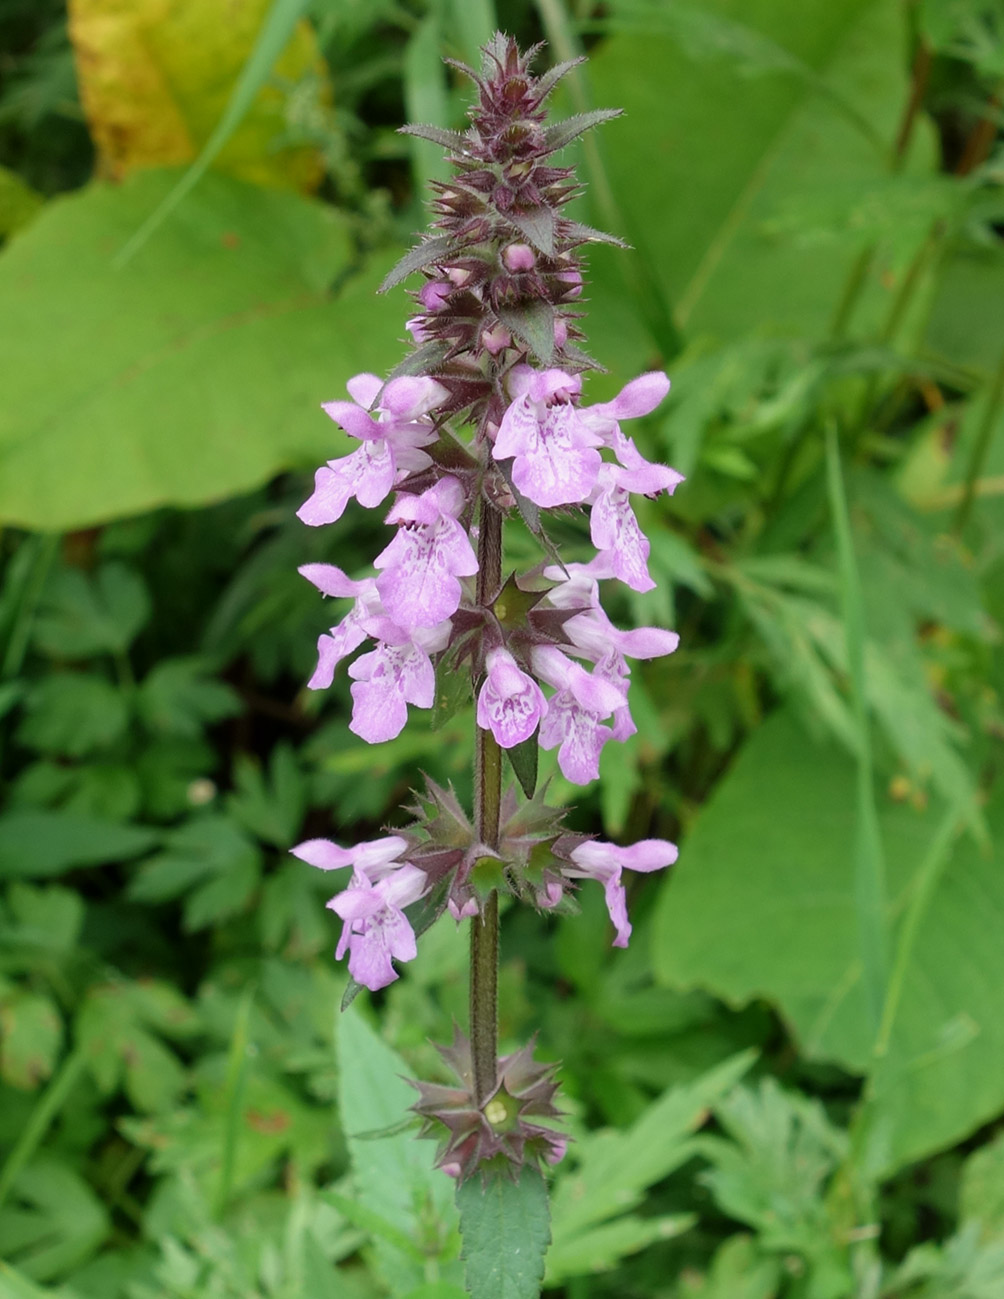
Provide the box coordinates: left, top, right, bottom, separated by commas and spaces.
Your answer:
290, 34, 683, 1178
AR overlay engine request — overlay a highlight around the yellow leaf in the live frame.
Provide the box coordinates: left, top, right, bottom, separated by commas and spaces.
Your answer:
69, 0, 329, 192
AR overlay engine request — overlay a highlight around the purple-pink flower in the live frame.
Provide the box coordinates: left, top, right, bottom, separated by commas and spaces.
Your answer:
476, 647, 547, 749
492, 367, 602, 507
298, 564, 383, 690
347, 617, 450, 743
297, 373, 446, 527
329, 864, 428, 990
290, 834, 428, 989
374, 477, 478, 632
532, 645, 626, 784
564, 838, 678, 946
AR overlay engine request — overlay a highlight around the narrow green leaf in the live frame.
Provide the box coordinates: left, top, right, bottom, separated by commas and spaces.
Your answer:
400, 123, 473, 154
547, 1212, 694, 1284
456, 1165, 550, 1299
531, 56, 587, 107
562, 219, 629, 248
380, 234, 457, 294
506, 730, 539, 799
323, 1190, 426, 1261
445, 0, 497, 70
115, 0, 312, 264
0, 811, 157, 880
432, 654, 474, 731
824, 425, 887, 1034
214, 985, 255, 1219
404, 11, 453, 195
543, 108, 623, 152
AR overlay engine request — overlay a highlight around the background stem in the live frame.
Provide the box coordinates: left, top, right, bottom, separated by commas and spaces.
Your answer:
471, 499, 503, 1104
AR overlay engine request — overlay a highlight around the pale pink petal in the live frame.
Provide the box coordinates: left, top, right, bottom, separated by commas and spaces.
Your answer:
476, 650, 546, 748
290, 839, 353, 871
297, 465, 353, 526
349, 675, 409, 743
321, 400, 380, 441
590, 486, 655, 592
298, 564, 370, 599
494, 396, 540, 458
346, 373, 383, 409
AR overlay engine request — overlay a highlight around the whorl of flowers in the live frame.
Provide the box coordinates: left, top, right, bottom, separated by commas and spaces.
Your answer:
291, 35, 682, 1179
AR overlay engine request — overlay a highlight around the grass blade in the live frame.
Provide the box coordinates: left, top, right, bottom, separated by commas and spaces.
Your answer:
115, 0, 311, 266
0, 1047, 87, 1210
404, 4, 453, 199
824, 423, 888, 1034
213, 984, 256, 1219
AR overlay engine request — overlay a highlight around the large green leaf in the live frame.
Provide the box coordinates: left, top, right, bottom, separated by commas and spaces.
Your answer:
585, 0, 931, 353
336, 1007, 461, 1295
652, 709, 1004, 1174
0, 169, 403, 530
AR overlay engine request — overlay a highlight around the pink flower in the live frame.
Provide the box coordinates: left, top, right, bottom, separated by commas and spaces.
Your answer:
374, 477, 478, 632
492, 367, 603, 507
330, 864, 428, 990
532, 645, 626, 784
476, 648, 547, 748
298, 565, 383, 690
348, 618, 450, 743
290, 834, 409, 878
290, 835, 427, 989
297, 373, 447, 526
564, 839, 678, 946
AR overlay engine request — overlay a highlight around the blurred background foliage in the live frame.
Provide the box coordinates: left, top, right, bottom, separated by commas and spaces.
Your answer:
0, 0, 1003, 1295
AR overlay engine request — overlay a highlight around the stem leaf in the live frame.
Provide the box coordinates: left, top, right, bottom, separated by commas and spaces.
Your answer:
505, 728, 539, 799
456, 1164, 550, 1299
543, 108, 623, 152
380, 234, 457, 294
497, 300, 555, 365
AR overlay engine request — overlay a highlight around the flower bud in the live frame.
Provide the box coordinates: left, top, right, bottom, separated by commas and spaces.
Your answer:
502, 242, 535, 271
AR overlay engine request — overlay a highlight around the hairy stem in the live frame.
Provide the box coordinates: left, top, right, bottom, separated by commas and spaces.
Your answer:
471, 498, 503, 1104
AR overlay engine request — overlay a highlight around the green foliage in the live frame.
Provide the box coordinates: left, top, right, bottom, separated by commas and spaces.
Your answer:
654, 712, 1004, 1175
0, 171, 401, 530
0, 0, 1003, 1296
456, 1166, 550, 1299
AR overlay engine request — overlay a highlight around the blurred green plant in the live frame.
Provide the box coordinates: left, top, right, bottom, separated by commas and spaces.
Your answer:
0, 0, 1002, 1295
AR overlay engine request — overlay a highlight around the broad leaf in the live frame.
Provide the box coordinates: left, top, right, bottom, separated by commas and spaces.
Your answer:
456, 1166, 550, 1299
582, 0, 933, 378
336, 1007, 461, 1295
0, 810, 157, 879
69, 0, 326, 190
0, 170, 403, 530
653, 709, 1004, 1174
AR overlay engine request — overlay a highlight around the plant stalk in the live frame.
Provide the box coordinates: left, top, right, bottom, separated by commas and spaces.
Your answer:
471, 498, 503, 1104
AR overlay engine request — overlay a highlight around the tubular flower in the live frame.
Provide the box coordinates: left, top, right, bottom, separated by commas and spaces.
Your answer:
297, 374, 447, 526
564, 838, 679, 946
476, 647, 547, 749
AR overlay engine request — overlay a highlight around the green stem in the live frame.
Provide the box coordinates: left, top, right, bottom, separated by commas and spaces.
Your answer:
954, 345, 1004, 535
471, 500, 503, 1105
0, 1047, 87, 1210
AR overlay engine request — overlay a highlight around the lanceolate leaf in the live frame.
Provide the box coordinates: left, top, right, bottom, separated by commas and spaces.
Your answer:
379, 233, 458, 294
543, 108, 623, 153
506, 729, 539, 799
506, 205, 556, 256
399, 123, 474, 155
497, 300, 555, 365
456, 1165, 550, 1299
